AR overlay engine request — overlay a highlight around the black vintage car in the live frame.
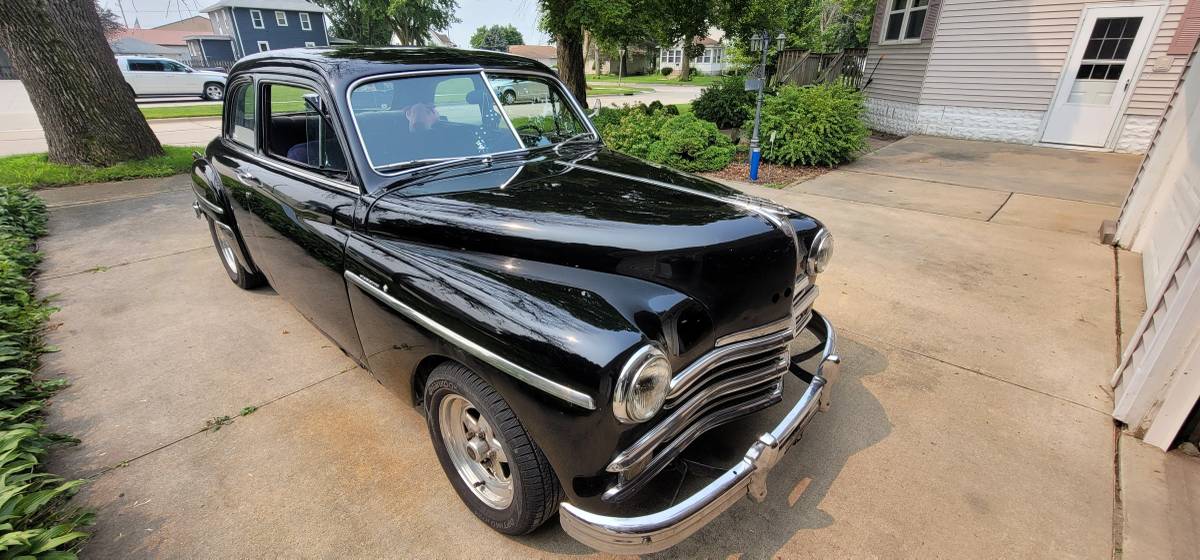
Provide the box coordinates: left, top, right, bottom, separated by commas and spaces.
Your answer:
190, 47, 839, 554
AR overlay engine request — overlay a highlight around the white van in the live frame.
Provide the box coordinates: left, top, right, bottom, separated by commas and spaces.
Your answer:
116, 56, 228, 100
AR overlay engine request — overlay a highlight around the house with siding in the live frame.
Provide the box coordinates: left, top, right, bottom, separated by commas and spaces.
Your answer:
199, 0, 330, 60
862, 0, 1200, 153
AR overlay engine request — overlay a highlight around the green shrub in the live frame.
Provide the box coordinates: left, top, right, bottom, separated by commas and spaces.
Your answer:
660, 67, 672, 76
589, 102, 677, 131
692, 76, 755, 129
602, 110, 735, 172
0, 185, 91, 559
746, 84, 869, 167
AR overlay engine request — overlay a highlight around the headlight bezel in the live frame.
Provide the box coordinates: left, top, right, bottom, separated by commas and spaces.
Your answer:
613, 345, 672, 424
806, 228, 833, 275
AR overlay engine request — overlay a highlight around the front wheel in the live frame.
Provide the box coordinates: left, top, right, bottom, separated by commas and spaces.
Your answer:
424, 362, 561, 535
203, 82, 224, 101
502, 90, 517, 105
206, 217, 264, 289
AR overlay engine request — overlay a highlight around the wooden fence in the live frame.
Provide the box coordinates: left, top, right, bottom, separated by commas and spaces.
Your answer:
774, 48, 869, 89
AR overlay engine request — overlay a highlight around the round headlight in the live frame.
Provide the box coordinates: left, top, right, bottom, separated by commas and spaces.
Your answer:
807, 229, 833, 275
613, 346, 672, 424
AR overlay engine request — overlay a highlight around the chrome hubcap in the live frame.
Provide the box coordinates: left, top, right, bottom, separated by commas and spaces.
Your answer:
207, 85, 223, 99
216, 232, 238, 273
438, 394, 513, 509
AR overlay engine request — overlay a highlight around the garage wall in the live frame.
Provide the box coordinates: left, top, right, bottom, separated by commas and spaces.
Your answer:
1113, 44, 1200, 450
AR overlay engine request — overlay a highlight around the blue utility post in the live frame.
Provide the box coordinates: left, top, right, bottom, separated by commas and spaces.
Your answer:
747, 32, 784, 182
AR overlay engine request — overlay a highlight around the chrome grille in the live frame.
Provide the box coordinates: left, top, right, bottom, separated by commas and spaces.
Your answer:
602, 327, 792, 502
793, 275, 818, 336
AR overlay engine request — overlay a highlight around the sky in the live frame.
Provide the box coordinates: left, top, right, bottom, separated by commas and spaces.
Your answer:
101, 0, 549, 46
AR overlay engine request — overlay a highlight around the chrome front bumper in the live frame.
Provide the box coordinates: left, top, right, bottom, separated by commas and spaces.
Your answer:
559, 311, 840, 554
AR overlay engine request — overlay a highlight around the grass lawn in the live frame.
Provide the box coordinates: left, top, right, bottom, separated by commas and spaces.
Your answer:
0, 145, 201, 188
141, 104, 222, 120
588, 74, 720, 87
672, 103, 692, 115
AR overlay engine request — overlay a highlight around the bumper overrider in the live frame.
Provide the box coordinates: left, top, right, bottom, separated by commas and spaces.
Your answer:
560, 311, 840, 554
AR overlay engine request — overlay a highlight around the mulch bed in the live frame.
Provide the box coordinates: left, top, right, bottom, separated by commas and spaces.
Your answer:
702, 153, 832, 188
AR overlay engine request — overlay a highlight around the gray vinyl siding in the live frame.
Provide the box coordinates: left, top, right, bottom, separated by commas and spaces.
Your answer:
919, 0, 1189, 116
864, 42, 934, 104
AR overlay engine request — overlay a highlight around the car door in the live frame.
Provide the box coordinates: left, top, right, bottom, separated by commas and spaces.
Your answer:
237, 76, 365, 361
164, 60, 201, 95
125, 58, 164, 95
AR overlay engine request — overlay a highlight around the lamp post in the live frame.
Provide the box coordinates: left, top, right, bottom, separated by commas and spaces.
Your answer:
747, 31, 786, 182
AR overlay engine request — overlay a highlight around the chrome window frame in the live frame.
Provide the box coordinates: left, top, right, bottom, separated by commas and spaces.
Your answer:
345, 68, 599, 177
223, 76, 257, 151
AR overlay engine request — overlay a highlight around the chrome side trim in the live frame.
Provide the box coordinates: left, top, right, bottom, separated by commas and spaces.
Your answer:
559, 311, 839, 555
714, 317, 792, 347
344, 270, 597, 410
666, 329, 793, 401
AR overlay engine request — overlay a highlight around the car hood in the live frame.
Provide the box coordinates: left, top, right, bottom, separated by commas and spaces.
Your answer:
365, 148, 810, 347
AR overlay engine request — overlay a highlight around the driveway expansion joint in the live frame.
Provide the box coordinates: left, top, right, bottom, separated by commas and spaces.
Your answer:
42, 245, 210, 281
84, 364, 360, 481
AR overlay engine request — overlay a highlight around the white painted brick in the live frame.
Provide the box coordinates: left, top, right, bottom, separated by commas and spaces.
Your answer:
1114, 116, 1159, 153
864, 98, 920, 135
915, 105, 1045, 144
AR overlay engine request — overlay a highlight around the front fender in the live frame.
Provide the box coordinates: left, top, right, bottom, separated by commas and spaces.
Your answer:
343, 233, 698, 508
191, 142, 258, 274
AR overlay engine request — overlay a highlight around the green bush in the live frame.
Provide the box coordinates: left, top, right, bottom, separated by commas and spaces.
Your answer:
746, 84, 869, 167
0, 185, 91, 559
691, 76, 755, 129
659, 67, 672, 76
602, 110, 735, 172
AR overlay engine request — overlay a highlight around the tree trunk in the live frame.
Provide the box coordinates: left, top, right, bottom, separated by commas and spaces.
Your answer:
0, 0, 162, 166
679, 39, 693, 82
555, 27, 587, 108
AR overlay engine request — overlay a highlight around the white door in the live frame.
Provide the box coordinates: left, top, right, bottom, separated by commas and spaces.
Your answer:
1042, 5, 1161, 147
161, 60, 201, 95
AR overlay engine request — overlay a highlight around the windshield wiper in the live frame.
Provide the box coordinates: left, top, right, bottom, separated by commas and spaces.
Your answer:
554, 132, 600, 155
376, 156, 474, 174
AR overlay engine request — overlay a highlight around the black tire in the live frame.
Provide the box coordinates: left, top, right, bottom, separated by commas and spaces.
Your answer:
206, 217, 265, 290
203, 82, 225, 101
424, 362, 561, 535
502, 90, 517, 105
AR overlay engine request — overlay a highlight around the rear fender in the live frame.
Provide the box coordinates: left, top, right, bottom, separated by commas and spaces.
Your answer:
191, 149, 259, 274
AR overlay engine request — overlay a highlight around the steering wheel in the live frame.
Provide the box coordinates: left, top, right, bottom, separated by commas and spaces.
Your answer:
515, 122, 544, 145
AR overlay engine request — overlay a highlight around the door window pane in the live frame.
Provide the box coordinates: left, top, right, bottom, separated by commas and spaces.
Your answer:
129, 59, 164, 71
265, 84, 347, 174
228, 82, 256, 147
487, 75, 588, 148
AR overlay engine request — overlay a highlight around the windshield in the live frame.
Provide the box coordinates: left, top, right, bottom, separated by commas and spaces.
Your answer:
348, 72, 592, 172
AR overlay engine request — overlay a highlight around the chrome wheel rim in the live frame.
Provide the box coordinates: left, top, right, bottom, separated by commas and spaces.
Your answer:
215, 232, 238, 274
207, 85, 223, 99
438, 393, 513, 509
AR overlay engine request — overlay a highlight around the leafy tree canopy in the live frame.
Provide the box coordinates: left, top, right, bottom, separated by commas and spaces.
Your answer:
469, 24, 524, 50
388, 0, 459, 45
314, 0, 394, 45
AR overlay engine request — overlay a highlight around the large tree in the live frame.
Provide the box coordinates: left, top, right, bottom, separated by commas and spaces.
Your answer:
388, 0, 459, 46
469, 24, 524, 50
314, 0, 394, 45
641, 0, 710, 82
539, 0, 588, 106
0, 0, 161, 166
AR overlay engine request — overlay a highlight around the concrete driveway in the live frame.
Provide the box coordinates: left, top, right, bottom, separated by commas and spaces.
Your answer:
38, 136, 1141, 558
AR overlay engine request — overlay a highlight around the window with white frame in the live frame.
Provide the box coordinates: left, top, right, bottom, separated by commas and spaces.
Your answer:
304, 41, 316, 47
882, 0, 927, 43
299, 12, 312, 30
250, 9, 264, 29
660, 48, 682, 64
257, 40, 270, 52
275, 10, 288, 26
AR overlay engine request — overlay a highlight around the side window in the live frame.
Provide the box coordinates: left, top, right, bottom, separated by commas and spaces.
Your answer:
227, 81, 256, 148
264, 83, 347, 176
129, 59, 163, 71
486, 75, 588, 147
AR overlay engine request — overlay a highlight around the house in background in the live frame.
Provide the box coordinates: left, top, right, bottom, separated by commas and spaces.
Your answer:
109, 35, 185, 60
862, 0, 1200, 153
508, 45, 558, 68
659, 32, 729, 76
153, 15, 215, 32
200, 0, 330, 59
107, 28, 199, 60
585, 46, 652, 75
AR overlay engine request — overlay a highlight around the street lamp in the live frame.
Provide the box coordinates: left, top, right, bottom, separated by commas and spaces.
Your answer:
747, 30, 784, 182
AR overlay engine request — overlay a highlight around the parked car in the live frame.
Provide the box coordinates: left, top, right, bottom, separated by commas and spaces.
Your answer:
116, 55, 227, 100
490, 77, 547, 104
189, 46, 839, 554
